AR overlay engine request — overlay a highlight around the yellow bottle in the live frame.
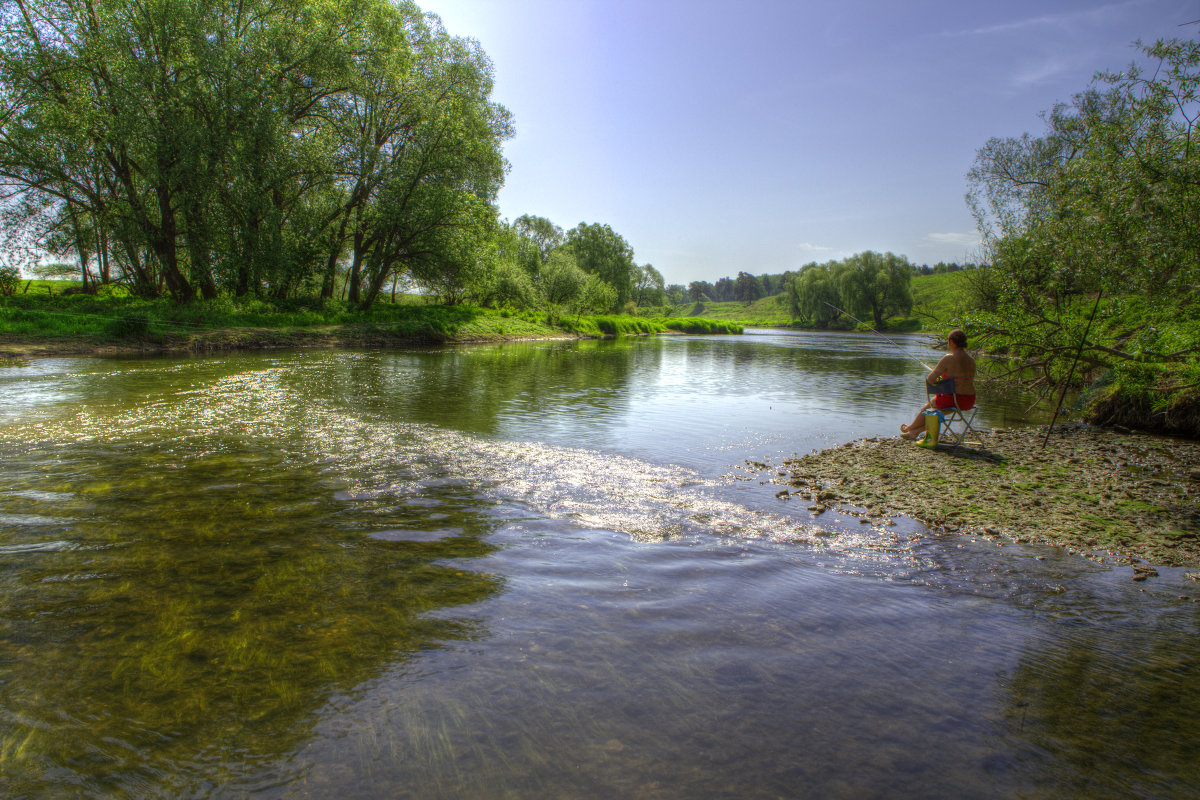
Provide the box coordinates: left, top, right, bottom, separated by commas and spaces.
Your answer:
917, 410, 940, 447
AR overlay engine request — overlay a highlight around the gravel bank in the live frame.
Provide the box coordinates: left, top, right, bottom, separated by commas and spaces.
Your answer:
769, 426, 1200, 572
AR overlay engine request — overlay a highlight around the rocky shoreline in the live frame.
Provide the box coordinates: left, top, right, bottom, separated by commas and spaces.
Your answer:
766, 425, 1200, 575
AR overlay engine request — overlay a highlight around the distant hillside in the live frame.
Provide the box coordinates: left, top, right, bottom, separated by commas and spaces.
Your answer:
680, 295, 792, 327
909, 271, 975, 330
674, 271, 977, 332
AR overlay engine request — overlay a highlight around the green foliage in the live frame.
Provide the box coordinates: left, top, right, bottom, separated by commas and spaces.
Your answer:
107, 311, 151, 339
473, 257, 538, 311
555, 315, 743, 337
909, 271, 974, 326
655, 318, 744, 334
964, 35, 1200, 434
671, 296, 792, 327
0, 290, 746, 348
31, 263, 80, 280
836, 251, 914, 327
734, 271, 763, 303
96, 283, 131, 300
581, 274, 618, 317
564, 223, 635, 309
0, 266, 18, 296
632, 263, 666, 306
0, 0, 511, 307
537, 250, 587, 320
787, 264, 841, 327
784, 252, 913, 328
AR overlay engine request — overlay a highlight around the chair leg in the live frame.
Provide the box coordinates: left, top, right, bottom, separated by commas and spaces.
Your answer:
950, 408, 981, 447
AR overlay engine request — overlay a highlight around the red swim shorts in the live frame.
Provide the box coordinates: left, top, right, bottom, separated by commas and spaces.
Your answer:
935, 393, 975, 411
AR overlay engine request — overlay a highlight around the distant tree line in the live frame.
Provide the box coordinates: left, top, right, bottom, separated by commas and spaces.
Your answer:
687, 261, 976, 309
686, 271, 790, 304
482, 214, 663, 319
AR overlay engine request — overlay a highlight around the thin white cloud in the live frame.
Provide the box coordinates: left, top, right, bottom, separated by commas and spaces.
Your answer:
1011, 56, 1071, 88
796, 242, 834, 252
926, 232, 979, 246
964, 14, 1069, 36
946, 1, 1145, 38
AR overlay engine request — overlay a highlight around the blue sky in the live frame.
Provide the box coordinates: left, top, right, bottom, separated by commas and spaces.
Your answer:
419, 0, 1197, 286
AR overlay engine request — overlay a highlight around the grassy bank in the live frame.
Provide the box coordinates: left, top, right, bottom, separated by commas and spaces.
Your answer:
671, 295, 794, 328
766, 426, 1200, 571
0, 287, 741, 356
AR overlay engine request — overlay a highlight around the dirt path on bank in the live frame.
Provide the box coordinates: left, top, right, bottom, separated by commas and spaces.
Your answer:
765, 426, 1200, 573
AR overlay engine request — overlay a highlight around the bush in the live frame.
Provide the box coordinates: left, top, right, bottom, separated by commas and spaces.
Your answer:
108, 311, 151, 338
654, 317, 743, 335
96, 283, 131, 299
0, 266, 21, 296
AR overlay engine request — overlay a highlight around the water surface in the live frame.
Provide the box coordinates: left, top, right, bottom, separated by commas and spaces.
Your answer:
1, 330, 1197, 798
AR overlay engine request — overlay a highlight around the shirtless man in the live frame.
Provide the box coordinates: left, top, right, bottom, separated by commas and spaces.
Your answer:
900, 329, 976, 441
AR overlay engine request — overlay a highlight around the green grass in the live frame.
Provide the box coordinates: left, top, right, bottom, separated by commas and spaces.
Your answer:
909, 271, 975, 329
673, 295, 792, 327
0, 290, 742, 348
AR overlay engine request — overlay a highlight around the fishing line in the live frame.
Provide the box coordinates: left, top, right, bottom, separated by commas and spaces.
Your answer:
822, 301, 933, 370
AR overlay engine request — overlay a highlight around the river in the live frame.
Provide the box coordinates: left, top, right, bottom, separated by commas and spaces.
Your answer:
1, 329, 1197, 798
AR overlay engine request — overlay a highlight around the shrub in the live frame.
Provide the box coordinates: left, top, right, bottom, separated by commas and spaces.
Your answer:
108, 311, 151, 338
0, 266, 19, 296
96, 283, 131, 299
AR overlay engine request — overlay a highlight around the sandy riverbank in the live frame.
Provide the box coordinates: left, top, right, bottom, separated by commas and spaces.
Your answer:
764, 425, 1200, 575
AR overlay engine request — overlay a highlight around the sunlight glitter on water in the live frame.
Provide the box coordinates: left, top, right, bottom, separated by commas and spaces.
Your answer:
1, 356, 913, 561
4, 344, 1200, 799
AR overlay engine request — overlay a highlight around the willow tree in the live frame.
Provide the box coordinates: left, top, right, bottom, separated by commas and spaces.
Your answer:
835, 251, 913, 328
0, 0, 510, 305
563, 222, 634, 310
966, 36, 1200, 428
786, 262, 841, 327
316, 3, 510, 309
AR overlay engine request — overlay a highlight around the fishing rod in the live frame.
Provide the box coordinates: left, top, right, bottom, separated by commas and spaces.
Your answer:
822, 301, 933, 370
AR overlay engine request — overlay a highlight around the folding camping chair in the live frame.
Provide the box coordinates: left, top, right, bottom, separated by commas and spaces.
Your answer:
922, 377, 982, 448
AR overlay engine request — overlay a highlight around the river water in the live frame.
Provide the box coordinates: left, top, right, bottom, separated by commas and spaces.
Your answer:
1, 329, 1197, 798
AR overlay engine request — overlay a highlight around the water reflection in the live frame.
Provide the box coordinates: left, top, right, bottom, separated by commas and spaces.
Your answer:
997, 614, 1200, 797
0, 440, 502, 797
0, 332, 1189, 799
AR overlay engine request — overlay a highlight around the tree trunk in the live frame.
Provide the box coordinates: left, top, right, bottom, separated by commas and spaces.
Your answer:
155, 186, 193, 302
96, 226, 110, 283
347, 228, 365, 304
320, 209, 352, 299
